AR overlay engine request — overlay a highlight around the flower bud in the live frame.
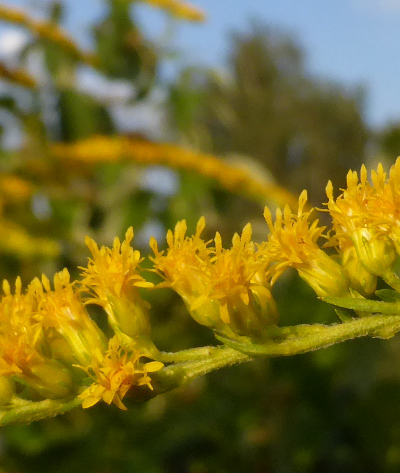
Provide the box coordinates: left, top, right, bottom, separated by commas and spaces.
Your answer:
297, 249, 349, 298
341, 246, 377, 295
29, 360, 74, 399
352, 228, 397, 278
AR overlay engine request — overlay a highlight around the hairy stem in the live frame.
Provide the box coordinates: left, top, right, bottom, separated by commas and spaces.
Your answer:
216, 314, 400, 356
0, 396, 82, 427
153, 346, 251, 393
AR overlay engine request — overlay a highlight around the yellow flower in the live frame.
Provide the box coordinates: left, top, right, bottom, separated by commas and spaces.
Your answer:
151, 218, 277, 337
264, 190, 349, 297
0, 277, 73, 398
0, 277, 42, 377
81, 228, 153, 341
373, 157, 400, 252
78, 336, 163, 410
326, 162, 397, 279
30, 269, 106, 366
150, 217, 211, 305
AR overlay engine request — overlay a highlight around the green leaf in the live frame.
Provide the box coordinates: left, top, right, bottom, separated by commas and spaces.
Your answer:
375, 289, 400, 303
322, 296, 400, 315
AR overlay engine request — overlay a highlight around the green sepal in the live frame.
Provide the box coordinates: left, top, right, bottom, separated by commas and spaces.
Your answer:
335, 308, 354, 322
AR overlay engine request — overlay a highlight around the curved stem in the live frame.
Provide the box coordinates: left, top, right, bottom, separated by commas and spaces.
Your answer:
216, 314, 400, 356
152, 346, 251, 393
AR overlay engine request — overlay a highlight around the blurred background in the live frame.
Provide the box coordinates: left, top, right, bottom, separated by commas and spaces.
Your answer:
1, 1, 400, 471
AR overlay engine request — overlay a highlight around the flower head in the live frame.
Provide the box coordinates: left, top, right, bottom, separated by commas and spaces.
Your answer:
150, 217, 211, 301
264, 191, 349, 297
0, 277, 74, 398
29, 269, 106, 366
326, 162, 398, 278
81, 228, 153, 340
78, 336, 163, 410
0, 277, 42, 376
151, 218, 277, 337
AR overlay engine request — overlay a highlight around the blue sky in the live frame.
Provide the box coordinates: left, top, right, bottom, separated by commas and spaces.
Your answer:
4, 0, 400, 128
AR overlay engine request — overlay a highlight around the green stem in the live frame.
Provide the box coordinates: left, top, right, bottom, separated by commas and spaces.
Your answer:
216, 314, 400, 356
153, 346, 251, 393
159, 346, 217, 363
0, 396, 82, 427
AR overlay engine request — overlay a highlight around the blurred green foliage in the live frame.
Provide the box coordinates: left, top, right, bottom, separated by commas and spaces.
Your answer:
0, 1, 399, 472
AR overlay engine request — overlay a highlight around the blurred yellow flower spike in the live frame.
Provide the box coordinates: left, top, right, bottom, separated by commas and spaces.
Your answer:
29, 269, 106, 367
0, 174, 34, 202
326, 159, 400, 288
81, 228, 154, 345
151, 217, 278, 338
52, 136, 297, 208
264, 191, 349, 298
0, 4, 97, 66
0, 277, 74, 399
78, 336, 163, 410
141, 0, 205, 21
0, 219, 60, 258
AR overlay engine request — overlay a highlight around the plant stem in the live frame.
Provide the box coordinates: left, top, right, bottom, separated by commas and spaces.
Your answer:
0, 396, 82, 427
159, 346, 217, 363
153, 346, 251, 393
216, 314, 400, 356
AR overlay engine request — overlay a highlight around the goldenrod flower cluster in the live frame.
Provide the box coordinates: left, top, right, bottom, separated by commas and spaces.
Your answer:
51, 135, 297, 207
150, 218, 277, 338
0, 218, 59, 258
326, 158, 400, 292
151, 158, 400, 332
0, 4, 97, 66
0, 229, 163, 410
2, 158, 400, 414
